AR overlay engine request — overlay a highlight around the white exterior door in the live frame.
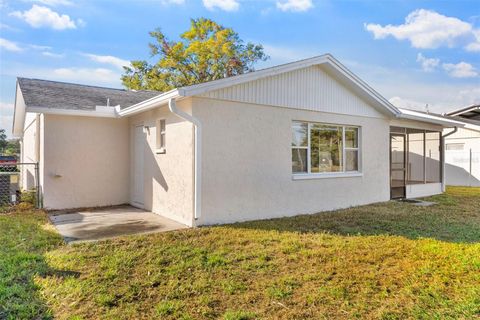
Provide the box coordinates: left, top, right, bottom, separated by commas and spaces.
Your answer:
132, 125, 145, 207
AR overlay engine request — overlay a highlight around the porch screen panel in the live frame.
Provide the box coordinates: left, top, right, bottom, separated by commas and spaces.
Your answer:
407, 129, 425, 184
425, 131, 441, 183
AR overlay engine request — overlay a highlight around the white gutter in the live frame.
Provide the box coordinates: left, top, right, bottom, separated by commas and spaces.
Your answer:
168, 98, 202, 222
441, 127, 458, 192
397, 109, 466, 127
118, 89, 182, 117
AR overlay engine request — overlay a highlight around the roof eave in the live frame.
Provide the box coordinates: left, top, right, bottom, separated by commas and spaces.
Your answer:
12, 81, 26, 138
397, 112, 466, 128
117, 89, 182, 117
26, 106, 119, 118
447, 105, 480, 117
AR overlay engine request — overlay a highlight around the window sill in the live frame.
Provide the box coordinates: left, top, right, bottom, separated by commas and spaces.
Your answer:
292, 172, 363, 180
155, 148, 166, 154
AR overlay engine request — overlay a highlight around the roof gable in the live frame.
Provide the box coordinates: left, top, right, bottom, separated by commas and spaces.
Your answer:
178, 54, 400, 117
199, 64, 386, 118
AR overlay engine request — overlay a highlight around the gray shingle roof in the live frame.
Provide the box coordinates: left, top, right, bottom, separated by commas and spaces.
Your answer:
18, 78, 160, 111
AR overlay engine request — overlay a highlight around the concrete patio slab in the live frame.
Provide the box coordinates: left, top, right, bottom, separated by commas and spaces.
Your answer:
48, 205, 188, 243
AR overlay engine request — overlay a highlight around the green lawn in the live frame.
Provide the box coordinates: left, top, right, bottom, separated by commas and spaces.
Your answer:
1, 187, 479, 319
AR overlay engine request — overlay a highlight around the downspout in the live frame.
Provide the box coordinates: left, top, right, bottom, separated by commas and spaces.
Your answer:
168, 98, 202, 224
441, 127, 458, 192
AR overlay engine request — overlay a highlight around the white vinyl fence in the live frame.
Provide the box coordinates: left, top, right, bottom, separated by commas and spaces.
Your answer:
445, 150, 480, 187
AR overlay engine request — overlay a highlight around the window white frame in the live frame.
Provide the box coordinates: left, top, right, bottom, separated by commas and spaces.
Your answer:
445, 143, 464, 151
292, 121, 362, 179
156, 119, 166, 154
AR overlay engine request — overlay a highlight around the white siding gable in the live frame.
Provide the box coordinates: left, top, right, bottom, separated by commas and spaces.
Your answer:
200, 65, 385, 118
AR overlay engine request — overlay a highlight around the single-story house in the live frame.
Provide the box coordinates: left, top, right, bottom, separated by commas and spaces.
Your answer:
443, 105, 480, 186
12, 54, 465, 227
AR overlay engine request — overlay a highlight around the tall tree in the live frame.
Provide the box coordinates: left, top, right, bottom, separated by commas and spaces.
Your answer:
122, 18, 268, 91
0, 129, 7, 154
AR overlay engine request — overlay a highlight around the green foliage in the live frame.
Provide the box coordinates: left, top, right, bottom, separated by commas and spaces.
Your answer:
0, 129, 7, 153
4, 139, 20, 156
121, 18, 268, 91
222, 310, 257, 320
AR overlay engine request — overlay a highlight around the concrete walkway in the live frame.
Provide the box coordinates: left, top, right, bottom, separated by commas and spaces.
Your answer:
49, 205, 188, 243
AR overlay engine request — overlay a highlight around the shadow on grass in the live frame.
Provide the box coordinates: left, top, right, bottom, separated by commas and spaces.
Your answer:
0, 211, 70, 319
226, 190, 480, 244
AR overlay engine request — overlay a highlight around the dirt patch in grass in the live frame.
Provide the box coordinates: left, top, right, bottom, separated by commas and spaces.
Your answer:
1, 187, 479, 319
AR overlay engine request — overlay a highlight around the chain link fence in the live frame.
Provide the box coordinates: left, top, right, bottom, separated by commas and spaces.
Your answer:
0, 162, 40, 209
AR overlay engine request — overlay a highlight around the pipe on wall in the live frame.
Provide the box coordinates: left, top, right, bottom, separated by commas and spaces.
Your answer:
168, 98, 202, 223
441, 127, 458, 192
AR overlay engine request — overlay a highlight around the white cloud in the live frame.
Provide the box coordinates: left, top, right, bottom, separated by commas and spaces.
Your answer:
42, 51, 64, 58
0, 38, 23, 52
52, 67, 121, 85
442, 62, 478, 78
10, 5, 79, 30
416, 53, 440, 72
365, 9, 479, 51
161, 0, 185, 4
83, 53, 130, 69
29, 44, 52, 50
389, 96, 429, 111
260, 44, 316, 66
457, 87, 480, 106
202, 0, 239, 11
276, 0, 313, 12
345, 59, 480, 113
29, 0, 73, 6
0, 23, 19, 31
465, 29, 480, 52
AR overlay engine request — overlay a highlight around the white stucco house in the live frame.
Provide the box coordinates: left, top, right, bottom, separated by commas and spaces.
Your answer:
443, 105, 480, 187
12, 54, 465, 227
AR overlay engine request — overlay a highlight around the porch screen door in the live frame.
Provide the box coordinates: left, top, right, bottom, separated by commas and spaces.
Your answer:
390, 133, 406, 199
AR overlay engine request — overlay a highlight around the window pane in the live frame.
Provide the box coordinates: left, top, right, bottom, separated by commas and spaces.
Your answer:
407, 129, 424, 185
446, 143, 464, 151
157, 119, 166, 150
345, 127, 358, 148
310, 125, 343, 173
346, 150, 358, 171
292, 148, 307, 173
426, 131, 441, 183
391, 135, 405, 170
292, 122, 308, 147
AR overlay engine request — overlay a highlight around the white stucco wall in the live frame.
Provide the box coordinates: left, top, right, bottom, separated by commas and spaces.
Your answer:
42, 115, 130, 209
444, 127, 480, 186
129, 99, 194, 226
406, 183, 442, 198
192, 97, 391, 225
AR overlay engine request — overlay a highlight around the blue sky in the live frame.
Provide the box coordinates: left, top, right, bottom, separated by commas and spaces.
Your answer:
1, 0, 479, 136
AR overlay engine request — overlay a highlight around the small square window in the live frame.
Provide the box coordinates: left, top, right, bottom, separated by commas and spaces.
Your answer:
156, 119, 166, 153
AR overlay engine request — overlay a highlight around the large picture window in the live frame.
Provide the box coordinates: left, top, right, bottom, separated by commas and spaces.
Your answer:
292, 121, 360, 174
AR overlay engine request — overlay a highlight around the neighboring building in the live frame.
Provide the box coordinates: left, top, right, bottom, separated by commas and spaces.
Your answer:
444, 106, 480, 187
12, 54, 464, 226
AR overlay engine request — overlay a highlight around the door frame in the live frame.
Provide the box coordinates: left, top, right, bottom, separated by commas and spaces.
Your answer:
390, 133, 407, 199
131, 124, 145, 208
